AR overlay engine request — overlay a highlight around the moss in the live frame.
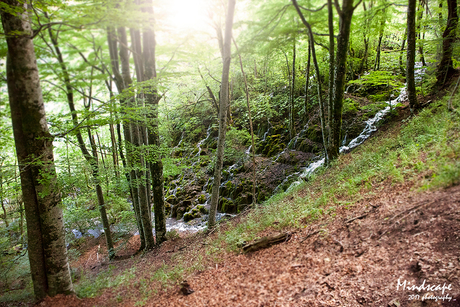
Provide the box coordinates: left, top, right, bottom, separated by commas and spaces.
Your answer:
196, 205, 208, 214
197, 194, 206, 204
183, 213, 194, 222
219, 198, 236, 213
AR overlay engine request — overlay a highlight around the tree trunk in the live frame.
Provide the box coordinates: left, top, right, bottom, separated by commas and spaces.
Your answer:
47, 23, 114, 258
374, 34, 383, 70
329, 0, 357, 159
304, 43, 311, 123
407, 0, 419, 110
1, 0, 73, 298
208, 0, 236, 228
290, 37, 296, 139
141, 0, 167, 244
233, 38, 257, 205
417, 0, 426, 66
436, 0, 458, 86
327, 0, 335, 148
0, 160, 8, 228
399, 30, 407, 75
292, 0, 329, 163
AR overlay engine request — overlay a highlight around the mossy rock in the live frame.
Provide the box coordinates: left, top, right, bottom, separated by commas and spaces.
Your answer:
164, 201, 172, 217
196, 205, 208, 214
197, 194, 206, 204
176, 207, 187, 220
166, 195, 177, 206
219, 198, 236, 214
305, 125, 322, 143
296, 138, 321, 153
183, 209, 202, 222
257, 190, 268, 203
220, 180, 234, 198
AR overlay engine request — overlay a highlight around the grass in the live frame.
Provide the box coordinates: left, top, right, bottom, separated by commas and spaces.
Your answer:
3, 91, 459, 305
219, 92, 460, 250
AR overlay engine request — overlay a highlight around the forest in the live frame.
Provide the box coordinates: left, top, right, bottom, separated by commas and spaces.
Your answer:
0, 0, 459, 305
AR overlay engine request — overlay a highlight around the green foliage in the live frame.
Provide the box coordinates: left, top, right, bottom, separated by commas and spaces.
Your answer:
165, 229, 180, 241
76, 266, 137, 298
219, 91, 460, 251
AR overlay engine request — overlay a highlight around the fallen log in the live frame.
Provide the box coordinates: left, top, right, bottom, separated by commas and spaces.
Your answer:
242, 232, 291, 253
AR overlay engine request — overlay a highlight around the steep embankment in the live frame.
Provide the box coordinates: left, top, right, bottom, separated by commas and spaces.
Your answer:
37, 89, 460, 307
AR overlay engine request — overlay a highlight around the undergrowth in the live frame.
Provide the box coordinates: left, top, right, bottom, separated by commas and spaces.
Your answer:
219, 92, 460, 250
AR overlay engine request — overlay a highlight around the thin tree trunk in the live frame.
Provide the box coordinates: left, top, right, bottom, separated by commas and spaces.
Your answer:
407, 0, 419, 110
0, 160, 8, 228
46, 23, 114, 259
2, 0, 73, 298
292, 0, 329, 163
304, 43, 311, 123
290, 37, 297, 139
417, 0, 426, 66
233, 38, 257, 205
141, 0, 167, 244
327, 0, 335, 148
329, 0, 357, 159
118, 25, 150, 251
436, 0, 458, 86
208, 0, 236, 228
399, 30, 407, 75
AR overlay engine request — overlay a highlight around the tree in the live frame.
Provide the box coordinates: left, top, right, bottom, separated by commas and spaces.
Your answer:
45, 18, 115, 259
436, 0, 458, 86
328, 0, 361, 159
141, 0, 167, 244
1, 0, 73, 299
407, 0, 419, 111
208, 0, 236, 228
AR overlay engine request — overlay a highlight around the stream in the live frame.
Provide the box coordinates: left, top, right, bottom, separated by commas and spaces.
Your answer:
72, 65, 424, 239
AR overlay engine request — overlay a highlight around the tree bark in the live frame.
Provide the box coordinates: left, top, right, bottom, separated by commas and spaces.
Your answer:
1, 0, 73, 298
304, 43, 311, 123
290, 37, 297, 139
141, 0, 167, 244
46, 23, 114, 259
417, 0, 426, 67
327, 0, 335, 149
292, 0, 329, 163
399, 30, 407, 75
233, 38, 257, 205
436, 0, 458, 86
329, 0, 357, 159
407, 0, 419, 110
208, 0, 236, 228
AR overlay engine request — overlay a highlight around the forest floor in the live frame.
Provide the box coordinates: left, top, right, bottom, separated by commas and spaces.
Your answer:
3, 84, 460, 307
38, 177, 460, 307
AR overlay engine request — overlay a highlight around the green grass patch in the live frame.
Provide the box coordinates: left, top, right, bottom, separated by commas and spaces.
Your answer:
219, 92, 460, 250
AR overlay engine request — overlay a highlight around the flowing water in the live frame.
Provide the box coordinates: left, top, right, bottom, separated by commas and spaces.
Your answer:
72, 66, 425, 239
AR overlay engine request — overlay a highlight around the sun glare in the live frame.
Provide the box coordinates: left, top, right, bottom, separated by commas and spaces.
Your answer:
164, 0, 210, 32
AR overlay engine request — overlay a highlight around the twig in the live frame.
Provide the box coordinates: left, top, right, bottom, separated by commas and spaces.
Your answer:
300, 229, 321, 243
346, 213, 368, 223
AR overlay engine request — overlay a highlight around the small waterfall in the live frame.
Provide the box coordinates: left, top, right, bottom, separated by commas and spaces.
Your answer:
276, 78, 417, 195
191, 125, 212, 166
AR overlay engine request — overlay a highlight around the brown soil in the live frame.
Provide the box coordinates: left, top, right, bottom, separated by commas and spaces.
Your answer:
23, 73, 460, 306
35, 179, 460, 307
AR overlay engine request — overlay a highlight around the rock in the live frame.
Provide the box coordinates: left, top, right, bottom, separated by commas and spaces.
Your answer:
164, 201, 172, 217
219, 198, 236, 214
197, 194, 206, 204
305, 125, 322, 143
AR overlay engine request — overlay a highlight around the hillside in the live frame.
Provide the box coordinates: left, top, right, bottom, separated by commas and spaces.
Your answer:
25, 81, 460, 307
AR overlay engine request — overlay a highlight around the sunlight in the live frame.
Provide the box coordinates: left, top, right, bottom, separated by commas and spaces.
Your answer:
163, 0, 210, 32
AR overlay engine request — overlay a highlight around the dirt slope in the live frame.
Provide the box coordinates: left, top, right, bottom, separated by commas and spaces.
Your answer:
145, 183, 460, 307
37, 180, 460, 307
